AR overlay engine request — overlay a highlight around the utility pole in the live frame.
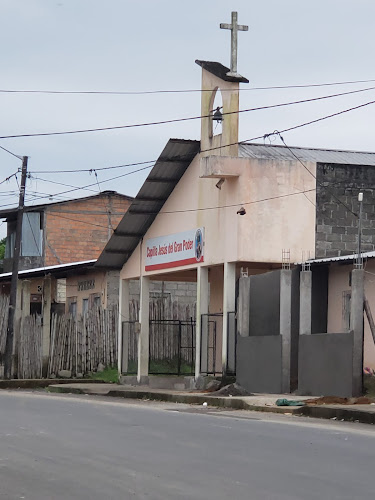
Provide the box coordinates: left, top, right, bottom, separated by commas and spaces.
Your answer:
357, 192, 364, 269
4, 156, 28, 379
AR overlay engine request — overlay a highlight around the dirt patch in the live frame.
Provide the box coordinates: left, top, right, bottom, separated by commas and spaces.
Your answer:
306, 396, 375, 405
209, 383, 253, 397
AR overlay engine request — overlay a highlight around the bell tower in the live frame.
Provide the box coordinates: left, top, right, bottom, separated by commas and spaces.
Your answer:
196, 11, 249, 158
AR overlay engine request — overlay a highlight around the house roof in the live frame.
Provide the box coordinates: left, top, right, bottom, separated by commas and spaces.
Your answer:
0, 259, 96, 281
306, 251, 375, 266
195, 60, 249, 83
95, 139, 200, 269
0, 190, 134, 219
239, 143, 375, 166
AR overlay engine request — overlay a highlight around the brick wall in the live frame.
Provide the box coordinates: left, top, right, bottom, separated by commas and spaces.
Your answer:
45, 193, 132, 266
316, 163, 375, 258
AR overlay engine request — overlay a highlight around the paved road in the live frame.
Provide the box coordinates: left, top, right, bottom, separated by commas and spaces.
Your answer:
0, 391, 375, 499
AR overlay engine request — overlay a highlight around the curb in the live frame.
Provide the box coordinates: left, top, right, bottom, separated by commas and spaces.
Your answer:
300, 405, 375, 425
46, 385, 375, 423
0, 379, 106, 390
47, 385, 302, 415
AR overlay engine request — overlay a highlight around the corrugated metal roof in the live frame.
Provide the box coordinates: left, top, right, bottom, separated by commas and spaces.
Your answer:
0, 191, 133, 219
0, 259, 96, 281
95, 139, 200, 269
307, 250, 375, 265
239, 143, 375, 166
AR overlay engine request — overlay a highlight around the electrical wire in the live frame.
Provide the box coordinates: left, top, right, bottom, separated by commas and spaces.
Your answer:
31, 188, 317, 230
0, 172, 18, 186
0, 144, 22, 160
1, 85, 375, 139
30, 159, 155, 174
2, 96, 375, 211
275, 133, 357, 217
1, 78, 375, 95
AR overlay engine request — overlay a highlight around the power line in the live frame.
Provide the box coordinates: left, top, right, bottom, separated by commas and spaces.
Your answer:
1, 85, 375, 140
1, 78, 375, 95
0, 171, 18, 186
276, 133, 357, 217
30, 159, 155, 174
0, 144, 22, 160
24, 164, 154, 204
37, 188, 317, 229
2, 95, 375, 211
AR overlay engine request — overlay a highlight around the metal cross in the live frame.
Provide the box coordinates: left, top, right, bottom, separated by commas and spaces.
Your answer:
220, 11, 248, 77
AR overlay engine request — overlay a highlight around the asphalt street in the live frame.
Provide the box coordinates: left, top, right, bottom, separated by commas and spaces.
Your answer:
0, 391, 374, 500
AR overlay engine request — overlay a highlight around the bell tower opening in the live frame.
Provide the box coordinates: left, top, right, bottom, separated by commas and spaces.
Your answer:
210, 87, 223, 138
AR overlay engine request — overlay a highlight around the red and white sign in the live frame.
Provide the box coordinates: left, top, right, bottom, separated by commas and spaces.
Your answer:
145, 228, 204, 272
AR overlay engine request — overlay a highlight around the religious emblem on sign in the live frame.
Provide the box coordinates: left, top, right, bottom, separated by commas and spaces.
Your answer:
194, 228, 203, 262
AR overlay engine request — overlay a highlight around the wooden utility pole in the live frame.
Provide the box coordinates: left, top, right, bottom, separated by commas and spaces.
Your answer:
4, 156, 28, 379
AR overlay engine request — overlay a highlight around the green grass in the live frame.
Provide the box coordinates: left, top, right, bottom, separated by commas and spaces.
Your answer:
127, 359, 194, 376
87, 366, 119, 383
364, 374, 375, 397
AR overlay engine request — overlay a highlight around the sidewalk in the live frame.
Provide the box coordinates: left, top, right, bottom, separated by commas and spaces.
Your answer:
47, 383, 375, 424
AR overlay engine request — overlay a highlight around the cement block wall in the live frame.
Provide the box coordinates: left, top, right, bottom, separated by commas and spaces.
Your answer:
237, 335, 282, 393
316, 163, 375, 258
298, 333, 354, 397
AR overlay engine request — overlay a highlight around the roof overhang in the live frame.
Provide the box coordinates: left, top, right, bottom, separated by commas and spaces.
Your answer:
95, 139, 200, 270
0, 260, 97, 282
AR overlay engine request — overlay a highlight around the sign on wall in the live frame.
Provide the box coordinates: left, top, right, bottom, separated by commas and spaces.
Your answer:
145, 228, 204, 272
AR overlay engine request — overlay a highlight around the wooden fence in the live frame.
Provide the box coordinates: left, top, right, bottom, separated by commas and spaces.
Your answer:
48, 306, 118, 377
0, 292, 196, 379
18, 315, 43, 379
0, 294, 10, 377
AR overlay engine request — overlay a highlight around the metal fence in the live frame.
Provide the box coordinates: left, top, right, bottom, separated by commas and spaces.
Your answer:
125, 319, 196, 376
200, 312, 237, 376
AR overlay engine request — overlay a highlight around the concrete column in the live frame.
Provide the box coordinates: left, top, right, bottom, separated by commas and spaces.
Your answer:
351, 268, 364, 396
118, 278, 130, 374
299, 271, 312, 335
195, 266, 209, 379
137, 275, 149, 383
237, 276, 250, 337
222, 262, 236, 376
280, 270, 292, 393
42, 276, 52, 376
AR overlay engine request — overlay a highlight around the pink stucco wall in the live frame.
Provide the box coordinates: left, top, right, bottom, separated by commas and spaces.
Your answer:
327, 260, 375, 370
120, 153, 316, 281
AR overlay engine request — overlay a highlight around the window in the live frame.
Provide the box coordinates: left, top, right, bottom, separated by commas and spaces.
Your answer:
68, 297, 77, 318
82, 298, 89, 315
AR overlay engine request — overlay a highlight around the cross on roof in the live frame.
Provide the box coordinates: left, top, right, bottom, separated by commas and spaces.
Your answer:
220, 11, 248, 78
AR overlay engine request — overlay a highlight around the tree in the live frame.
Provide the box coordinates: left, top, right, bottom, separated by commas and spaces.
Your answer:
0, 237, 6, 260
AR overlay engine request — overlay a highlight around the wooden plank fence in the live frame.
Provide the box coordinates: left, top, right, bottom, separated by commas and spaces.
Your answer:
48, 305, 118, 377
18, 315, 43, 379
0, 294, 10, 378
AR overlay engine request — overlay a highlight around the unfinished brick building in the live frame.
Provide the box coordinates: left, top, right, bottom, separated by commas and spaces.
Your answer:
0, 190, 133, 272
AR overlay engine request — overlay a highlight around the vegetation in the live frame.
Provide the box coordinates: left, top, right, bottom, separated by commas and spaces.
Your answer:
127, 358, 194, 376
364, 374, 375, 397
87, 366, 119, 383
0, 237, 6, 260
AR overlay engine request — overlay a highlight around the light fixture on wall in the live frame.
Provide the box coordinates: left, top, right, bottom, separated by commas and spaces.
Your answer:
237, 206, 246, 216
215, 178, 225, 190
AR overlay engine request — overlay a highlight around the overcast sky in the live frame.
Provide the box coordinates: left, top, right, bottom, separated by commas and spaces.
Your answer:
1, 0, 375, 238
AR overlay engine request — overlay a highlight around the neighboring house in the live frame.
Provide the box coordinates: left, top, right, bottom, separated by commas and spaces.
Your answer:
0, 190, 133, 272
307, 251, 375, 372
95, 58, 375, 383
